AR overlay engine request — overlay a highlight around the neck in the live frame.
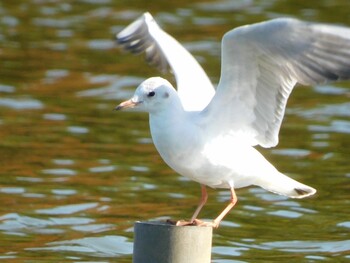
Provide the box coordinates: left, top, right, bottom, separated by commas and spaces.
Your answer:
149, 95, 185, 128
149, 101, 192, 161
149, 101, 185, 136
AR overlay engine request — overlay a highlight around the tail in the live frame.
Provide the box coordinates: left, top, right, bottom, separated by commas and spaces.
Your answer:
257, 172, 316, 199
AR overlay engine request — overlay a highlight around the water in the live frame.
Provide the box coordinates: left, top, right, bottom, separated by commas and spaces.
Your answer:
0, 0, 349, 262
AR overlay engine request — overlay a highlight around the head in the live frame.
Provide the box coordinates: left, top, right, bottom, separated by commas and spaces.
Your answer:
115, 77, 180, 113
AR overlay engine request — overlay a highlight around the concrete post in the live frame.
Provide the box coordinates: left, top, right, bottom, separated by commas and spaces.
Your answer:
133, 221, 213, 263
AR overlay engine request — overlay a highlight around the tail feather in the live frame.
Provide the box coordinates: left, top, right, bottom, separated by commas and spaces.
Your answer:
257, 172, 316, 199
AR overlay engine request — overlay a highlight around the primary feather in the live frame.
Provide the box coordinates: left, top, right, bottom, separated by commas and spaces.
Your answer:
202, 18, 350, 147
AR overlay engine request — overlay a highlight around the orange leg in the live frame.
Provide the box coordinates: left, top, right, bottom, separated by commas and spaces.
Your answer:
212, 187, 237, 228
176, 184, 208, 226
174, 186, 237, 228
190, 185, 208, 222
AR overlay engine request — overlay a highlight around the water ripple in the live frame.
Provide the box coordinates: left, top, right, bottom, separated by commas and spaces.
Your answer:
32, 17, 72, 28
263, 240, 350, 253
42, 168, 77, 176
212, 245, 248, 257
43, 113, 67, 121
87, 39, 115, 50
272, 148, 311, 157
0, 84, 15, 93
43, 69, 69, 84
337, 221, 350, 229
77, 75, 143, 100
52, 159, 75, 165
299, 102, 350, 119
309, 120, 350, 134
36, 203, 99, 215
29, 235, 132, 257
67, 126, 89, 134
0, 187, 25, 194
0, 213, 94, 234
0, 97, 43, 110
89, 165, 117, 173
51, 189, 77, 195
314, 85, 350, 95
71, 223, 114, 233
267, 209, 302, 218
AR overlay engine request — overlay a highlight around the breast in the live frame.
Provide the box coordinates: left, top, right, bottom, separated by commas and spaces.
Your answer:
149, 111, 237, 187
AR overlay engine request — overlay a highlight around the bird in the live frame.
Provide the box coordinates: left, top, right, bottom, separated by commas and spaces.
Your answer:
115, 13, 350, 227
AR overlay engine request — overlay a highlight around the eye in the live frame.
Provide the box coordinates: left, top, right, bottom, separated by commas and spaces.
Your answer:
147, 91, 155, 97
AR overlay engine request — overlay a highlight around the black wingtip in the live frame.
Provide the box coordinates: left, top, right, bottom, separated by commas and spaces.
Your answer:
294, 188, 310, 195
294, 187, 316, 198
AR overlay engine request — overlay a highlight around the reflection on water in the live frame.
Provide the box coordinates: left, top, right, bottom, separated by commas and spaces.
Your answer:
0, 0, 349, 262
0, 98, 44, 110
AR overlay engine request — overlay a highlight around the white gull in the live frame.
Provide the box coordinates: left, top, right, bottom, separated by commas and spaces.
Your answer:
116, 13, 350, 227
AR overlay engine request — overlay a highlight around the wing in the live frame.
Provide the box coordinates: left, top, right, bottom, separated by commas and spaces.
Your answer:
201, 18, 350, 148
117, 12, 215, 111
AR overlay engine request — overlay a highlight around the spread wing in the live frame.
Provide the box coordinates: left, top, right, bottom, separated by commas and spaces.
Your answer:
117, 12, 215, 111
201, 18, 350, 148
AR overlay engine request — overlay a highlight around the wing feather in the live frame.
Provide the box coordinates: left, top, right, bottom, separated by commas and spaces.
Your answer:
201, 18, 350, 147
117, 12, 215, 111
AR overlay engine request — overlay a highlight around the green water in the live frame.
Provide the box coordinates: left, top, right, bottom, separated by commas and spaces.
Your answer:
0, 0, 349, 262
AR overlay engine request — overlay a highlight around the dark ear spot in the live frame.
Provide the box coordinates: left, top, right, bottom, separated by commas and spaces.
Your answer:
147, 91, 155, 97
163, 92, 169, 98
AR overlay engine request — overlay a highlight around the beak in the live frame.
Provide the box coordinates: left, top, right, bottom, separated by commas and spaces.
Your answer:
114, 99, 140, 111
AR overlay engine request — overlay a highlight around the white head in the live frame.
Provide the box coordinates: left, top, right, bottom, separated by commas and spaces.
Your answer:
115, 77, 182, 113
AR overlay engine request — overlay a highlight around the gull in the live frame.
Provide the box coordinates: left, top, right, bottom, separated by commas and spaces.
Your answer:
116, 13, 350, 227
